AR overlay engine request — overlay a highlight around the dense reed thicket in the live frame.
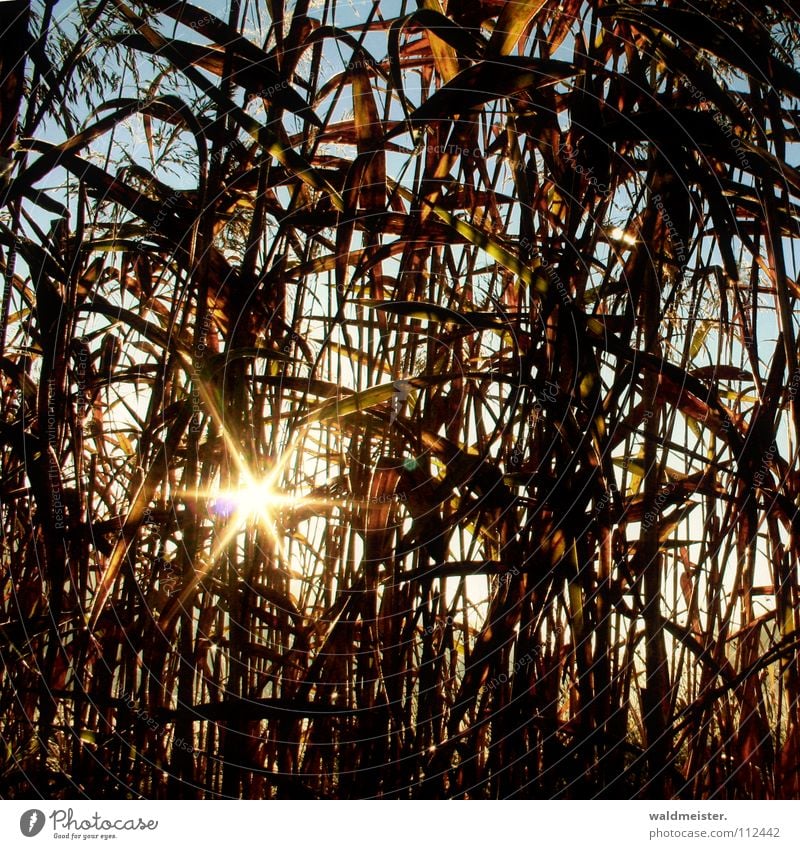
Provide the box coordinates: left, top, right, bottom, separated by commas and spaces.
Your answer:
1, 0, 800, 799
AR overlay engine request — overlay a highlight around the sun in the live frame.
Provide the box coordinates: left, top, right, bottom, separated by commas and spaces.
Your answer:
195, 435, 331, 564
170, 375, 330, 597
163, 455, 318, 627
208, 471, 296, 526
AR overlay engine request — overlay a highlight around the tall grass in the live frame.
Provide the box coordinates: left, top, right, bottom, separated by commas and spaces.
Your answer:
1, 0, 800, 799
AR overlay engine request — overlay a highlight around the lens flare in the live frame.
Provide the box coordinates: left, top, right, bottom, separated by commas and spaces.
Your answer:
207, 473, 299, 528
